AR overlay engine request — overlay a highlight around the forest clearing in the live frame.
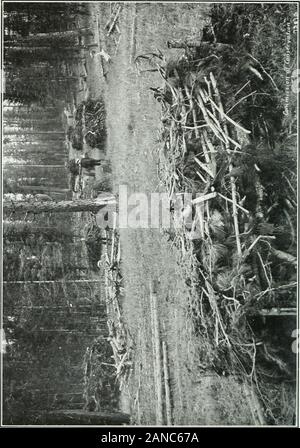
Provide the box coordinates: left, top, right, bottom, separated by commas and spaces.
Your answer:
2, 2, 298, 426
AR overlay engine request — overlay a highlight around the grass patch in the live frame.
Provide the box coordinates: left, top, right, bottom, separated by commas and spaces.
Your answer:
83, 336, 119, 412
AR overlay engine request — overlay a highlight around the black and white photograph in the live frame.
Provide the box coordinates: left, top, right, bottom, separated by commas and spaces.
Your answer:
1, 1, 299, 427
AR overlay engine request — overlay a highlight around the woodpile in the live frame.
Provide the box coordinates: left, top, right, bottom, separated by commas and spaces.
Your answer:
107, 319, 132, 388
143, 48, 296, 321
142, 44, 296, 424
105, 3, 122, 57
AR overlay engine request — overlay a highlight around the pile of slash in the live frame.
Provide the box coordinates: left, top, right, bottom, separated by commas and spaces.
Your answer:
102, 224, 134, 391
82, 220, 133, 411
136, 44, 297, 424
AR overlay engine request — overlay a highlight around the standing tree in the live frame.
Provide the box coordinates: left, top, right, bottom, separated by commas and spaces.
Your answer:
3, 197, 116, 214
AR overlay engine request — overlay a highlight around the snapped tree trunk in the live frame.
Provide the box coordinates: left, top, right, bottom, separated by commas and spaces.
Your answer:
4, 165, 66, 168
3, 197, 116, 214
3, 220, 73, 242
8, 409, 130, 425
5, 29, 94, 46
4, 131, 64, 135
5, 46, 84, 53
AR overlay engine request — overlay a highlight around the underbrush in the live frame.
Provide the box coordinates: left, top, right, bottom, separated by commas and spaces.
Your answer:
83, 217, 105, 270
141, 3, 297, 424
204, 3, 297, 143
68, 98, 107, 151
83, 336, 119, 412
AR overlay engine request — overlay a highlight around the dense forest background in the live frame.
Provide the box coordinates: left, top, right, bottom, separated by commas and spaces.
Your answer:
2, 2, 119, 425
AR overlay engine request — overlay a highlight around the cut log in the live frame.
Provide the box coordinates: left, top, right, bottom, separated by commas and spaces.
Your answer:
150, 281, 164, 425
107, 6, 122, 36
3, 279, 103, 285
192, 192, 217, 204
162, 341, 172, 425
243, 383, 266, 426
9, 409, 130, 425
258, 307, 296, 317
272, 249, 297, 266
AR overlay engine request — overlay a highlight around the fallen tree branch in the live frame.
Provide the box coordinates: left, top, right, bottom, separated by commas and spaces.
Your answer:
162, 341, 172, 425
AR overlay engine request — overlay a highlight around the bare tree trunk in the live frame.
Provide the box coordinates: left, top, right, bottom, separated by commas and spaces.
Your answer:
17, 186, 70, 193
3, 197, 115, 214
11, 409, 130, 425
4, 131, 64, 135
150, 282, 164, 425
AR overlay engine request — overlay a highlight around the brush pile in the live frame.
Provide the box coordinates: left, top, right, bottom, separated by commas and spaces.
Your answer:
101, 226, 133, 391
138, 22, 296, 422
69, 98, 106, 150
